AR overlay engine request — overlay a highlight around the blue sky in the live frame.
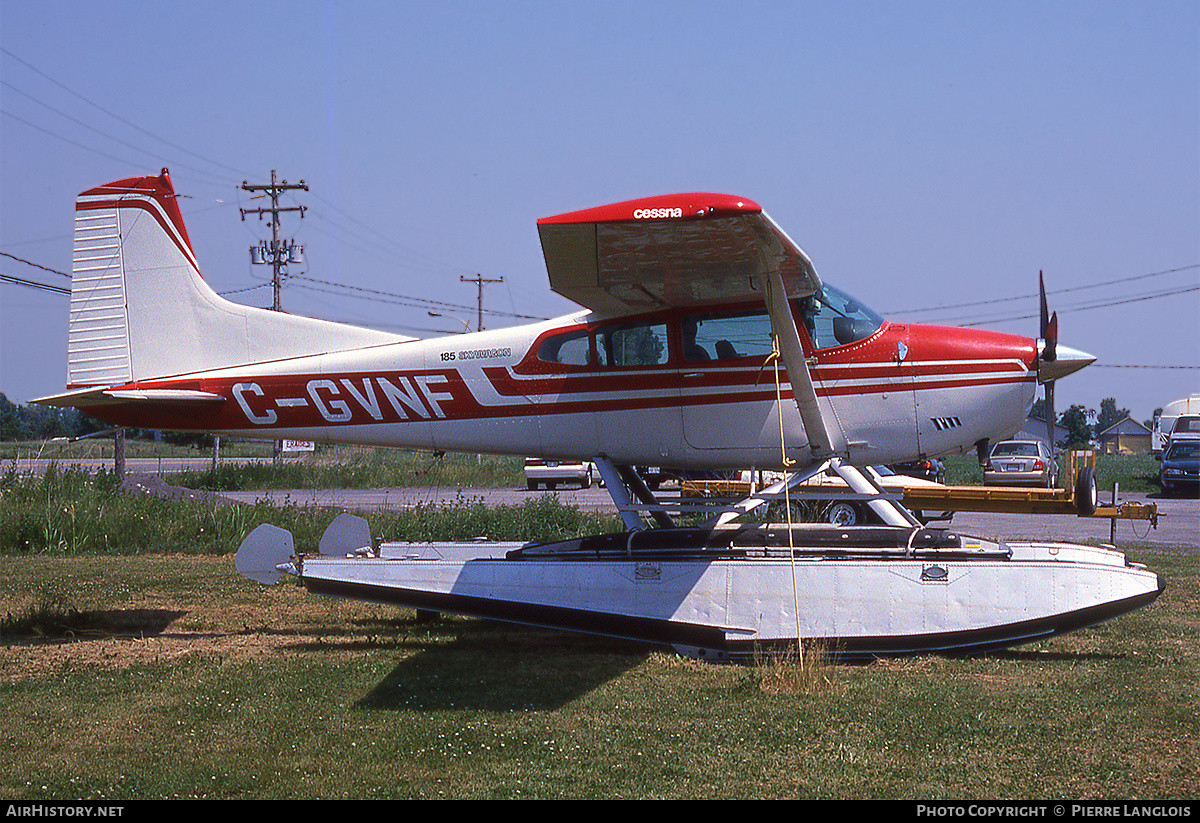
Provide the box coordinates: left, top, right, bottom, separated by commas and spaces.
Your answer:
1, 1, 1196, 429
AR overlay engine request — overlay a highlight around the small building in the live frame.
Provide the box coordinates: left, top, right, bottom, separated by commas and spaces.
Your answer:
1097, 417, 1152, 455
1015, 416, 1070, 449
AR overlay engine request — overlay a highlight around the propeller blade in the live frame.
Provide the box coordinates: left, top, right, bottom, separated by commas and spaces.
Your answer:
1039, 271, 1057, 362
1039, 271, 1050, 338
1039, 270, 1057, 452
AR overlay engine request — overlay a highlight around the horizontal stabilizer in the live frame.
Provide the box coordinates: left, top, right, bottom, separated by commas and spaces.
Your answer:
34, 386, 225, 408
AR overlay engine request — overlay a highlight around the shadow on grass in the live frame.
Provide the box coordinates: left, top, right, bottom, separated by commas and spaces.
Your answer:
983, 647, 1127, 663
1, 606, 187, 641
353, 616, 655, 712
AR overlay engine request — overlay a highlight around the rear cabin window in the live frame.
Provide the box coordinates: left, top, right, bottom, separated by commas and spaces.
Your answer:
596, 320, 669, 367
682, 310, 774, 361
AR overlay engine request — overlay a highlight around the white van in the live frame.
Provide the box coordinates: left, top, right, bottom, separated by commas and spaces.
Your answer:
1153, 395, 1200, 453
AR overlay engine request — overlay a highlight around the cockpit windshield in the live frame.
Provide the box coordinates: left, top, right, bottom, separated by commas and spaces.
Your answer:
800, 283, 884, 350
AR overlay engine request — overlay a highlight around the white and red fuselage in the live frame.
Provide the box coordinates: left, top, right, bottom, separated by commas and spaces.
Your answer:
44, 171, 1047, 472
81, 309, 1038, 471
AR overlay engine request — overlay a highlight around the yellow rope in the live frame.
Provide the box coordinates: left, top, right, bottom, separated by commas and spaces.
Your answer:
769, 336, 803, 663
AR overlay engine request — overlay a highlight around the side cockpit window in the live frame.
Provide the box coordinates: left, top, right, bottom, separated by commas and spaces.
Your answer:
801, 283, 883, 350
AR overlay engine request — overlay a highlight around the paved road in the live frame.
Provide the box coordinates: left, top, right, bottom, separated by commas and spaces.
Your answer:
217, 484, 1198, 551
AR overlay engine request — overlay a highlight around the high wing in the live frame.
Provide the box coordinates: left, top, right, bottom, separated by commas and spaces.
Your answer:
537, 193, 842, 460
537, 193, 821, 317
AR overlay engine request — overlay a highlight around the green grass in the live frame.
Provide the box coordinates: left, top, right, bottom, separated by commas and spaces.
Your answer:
0, 549, 1194, 799
0, 454, 1194, 798
6, 437, 1167, 495
0, 464, 616, 555
943, 453, 1164, 494
175, 447, 524, 491
1, 437, 274, 462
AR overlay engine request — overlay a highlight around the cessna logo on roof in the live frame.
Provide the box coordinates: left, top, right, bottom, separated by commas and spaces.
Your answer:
633, 207, 683, 219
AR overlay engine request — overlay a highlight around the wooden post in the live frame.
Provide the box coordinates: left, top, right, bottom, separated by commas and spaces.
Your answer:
114, 429, 126, 479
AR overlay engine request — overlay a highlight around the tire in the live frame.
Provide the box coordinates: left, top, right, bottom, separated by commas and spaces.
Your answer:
527, 479, 538, 491
1074, 466, 1098, 516
581, 472, 592, 489
826, 501, 861, 526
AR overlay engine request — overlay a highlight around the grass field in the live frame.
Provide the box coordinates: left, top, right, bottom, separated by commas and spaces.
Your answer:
0, 547, 1195, 800
0, 447, 1193, 799
4, 439, 1171, 495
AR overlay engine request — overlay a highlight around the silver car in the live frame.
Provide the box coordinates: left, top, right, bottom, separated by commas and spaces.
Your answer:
524, 458, 595, 490
984, 440, 1059, 488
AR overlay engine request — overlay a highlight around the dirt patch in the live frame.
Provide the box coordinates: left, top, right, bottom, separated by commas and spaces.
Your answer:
0, 560, 416, 683
0, 630, 285, 682
120, 472, 242, 506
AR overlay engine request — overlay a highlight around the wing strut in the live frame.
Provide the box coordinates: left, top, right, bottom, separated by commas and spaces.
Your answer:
755, 264, 845, 461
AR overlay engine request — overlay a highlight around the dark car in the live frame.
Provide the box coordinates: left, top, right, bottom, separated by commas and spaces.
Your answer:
889, 459, 946, 485
1159, 439, 1200, 495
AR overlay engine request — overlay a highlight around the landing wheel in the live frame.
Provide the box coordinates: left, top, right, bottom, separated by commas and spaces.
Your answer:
825, 501, 861, 526
1074, 466, 1098, 516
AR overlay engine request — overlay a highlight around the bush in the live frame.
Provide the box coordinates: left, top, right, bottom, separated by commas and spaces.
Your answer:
0, 466, 618, 556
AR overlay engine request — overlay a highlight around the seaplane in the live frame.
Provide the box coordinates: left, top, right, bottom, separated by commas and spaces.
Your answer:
35, 169, 1164, 661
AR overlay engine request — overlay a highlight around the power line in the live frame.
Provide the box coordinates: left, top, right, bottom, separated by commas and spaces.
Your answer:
0, 80, 231, 187
0, 48, 509, 303
218, 283, 270, 297
1, 46, 253, 180
957, 284, 1200, 327
0, 251, 69, 278
1, 109, 150, 172
890, 263, 1200, 316
289, 274, 548, 321
0, 273, 70, 295
1093, 364, 1199, 370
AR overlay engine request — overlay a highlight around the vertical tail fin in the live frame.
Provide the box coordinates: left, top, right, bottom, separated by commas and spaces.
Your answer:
66, 169, 405, 389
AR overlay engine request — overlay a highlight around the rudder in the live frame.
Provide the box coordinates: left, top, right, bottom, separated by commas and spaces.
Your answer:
66, 169, 404, 390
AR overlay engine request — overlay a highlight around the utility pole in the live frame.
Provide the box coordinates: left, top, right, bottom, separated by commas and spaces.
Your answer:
241, 170, 307, 312
460, 274, 501, 466
241, 171, 307, 463
461, 273, 503, 332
